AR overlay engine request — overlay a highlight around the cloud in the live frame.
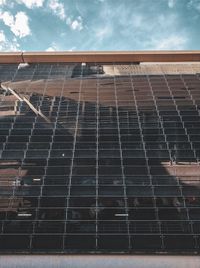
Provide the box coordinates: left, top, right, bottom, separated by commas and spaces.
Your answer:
0, 0, 15, 8
0, 0, 7, 5
71, 19, 83, 31
67, 16, 83, 31
0, 30, 6, 43
168, 0, 176, 8
67, 46, 76, 51
45, 42, 58, 51
47, 0, 83, 30
17, 0, 45, 8
0, 0, 44, 8
46, 46, 56, 51
0, 30, 20, 51
0, 11, 31, 38
47, 0, 84, 32
0, 11, 13, 26
47, 0, 66, 20
149, 35, 187, 50
95, 25, 112, 41
188, 0, 200, 12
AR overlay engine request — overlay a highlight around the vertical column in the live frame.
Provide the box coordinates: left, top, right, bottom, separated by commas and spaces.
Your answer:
96, 63, 99, 250
30, 64, 52, 252
64, 63, 83, 251
113, 63, 131, 251
146, 73, 168, 250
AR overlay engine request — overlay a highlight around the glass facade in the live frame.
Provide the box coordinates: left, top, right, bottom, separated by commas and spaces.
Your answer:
0, 62, 200, 253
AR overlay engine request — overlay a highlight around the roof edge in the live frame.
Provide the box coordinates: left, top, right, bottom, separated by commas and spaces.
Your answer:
1, 51, 200, 63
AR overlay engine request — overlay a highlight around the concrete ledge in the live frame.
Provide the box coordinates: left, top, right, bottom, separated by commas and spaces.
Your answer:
0, 51, 200, 63
0, 52, 23, 63
0, 255, 199, 268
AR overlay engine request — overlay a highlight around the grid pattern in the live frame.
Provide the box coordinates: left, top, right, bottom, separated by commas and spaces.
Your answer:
0, 62, 200, 253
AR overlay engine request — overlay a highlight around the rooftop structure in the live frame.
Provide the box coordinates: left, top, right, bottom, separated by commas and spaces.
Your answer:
0, 52, 200, 261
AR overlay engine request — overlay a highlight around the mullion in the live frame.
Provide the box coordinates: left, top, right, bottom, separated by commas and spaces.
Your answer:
96, 63, 99, 249
113, 64, 131, 250
29, 64, 53, 251
65, 63, 83, 247
8, 65, 38, 250
59, 64, 78, 250
131, 72, 161, 248
180, 74, 199, 160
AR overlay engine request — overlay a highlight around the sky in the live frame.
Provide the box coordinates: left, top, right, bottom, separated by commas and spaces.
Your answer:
0, 0, 200, 51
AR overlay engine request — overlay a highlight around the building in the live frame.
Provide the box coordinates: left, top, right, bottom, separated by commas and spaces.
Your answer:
0, 51, 200, 266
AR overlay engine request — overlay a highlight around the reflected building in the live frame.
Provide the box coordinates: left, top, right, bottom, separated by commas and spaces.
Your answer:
0, 51, 200, 253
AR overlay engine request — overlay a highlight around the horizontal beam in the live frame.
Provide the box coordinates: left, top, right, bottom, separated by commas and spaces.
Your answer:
0, 52, 23, 63
0, 51, 200, 63
0, 255, 200, 268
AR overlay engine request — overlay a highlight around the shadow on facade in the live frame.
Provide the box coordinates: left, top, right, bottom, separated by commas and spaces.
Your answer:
0, 63, 199, 253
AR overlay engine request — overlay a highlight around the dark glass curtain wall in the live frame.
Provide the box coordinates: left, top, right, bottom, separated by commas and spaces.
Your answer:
0, 62, 200, 253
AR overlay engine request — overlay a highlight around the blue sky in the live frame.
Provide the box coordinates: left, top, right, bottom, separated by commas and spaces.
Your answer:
0, 0, 200, 51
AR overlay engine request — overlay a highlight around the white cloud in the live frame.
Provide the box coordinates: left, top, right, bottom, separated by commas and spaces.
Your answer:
71, 19, 82, 31
0, 11, 31, 38
168, 0, 176, 8
46, 46, 56, 51
0, 0, 15, 8
0, 0, 45, 8
0, 30, 6, 43
47, 0, 84, 30
47, 0, 83, 30
67, 46, 76, 51
47, 0, 66, 20
46, 43, 76, 51
95, 25, 112, 41
45, 42, 58, 51
17, 0, 45, 8
0, 0, 7, 5
0, 30, 20, 51
149, 35, 187, 50
0, 11, 13, 26
188, 0, 200, 11
67, 16, 83, 31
